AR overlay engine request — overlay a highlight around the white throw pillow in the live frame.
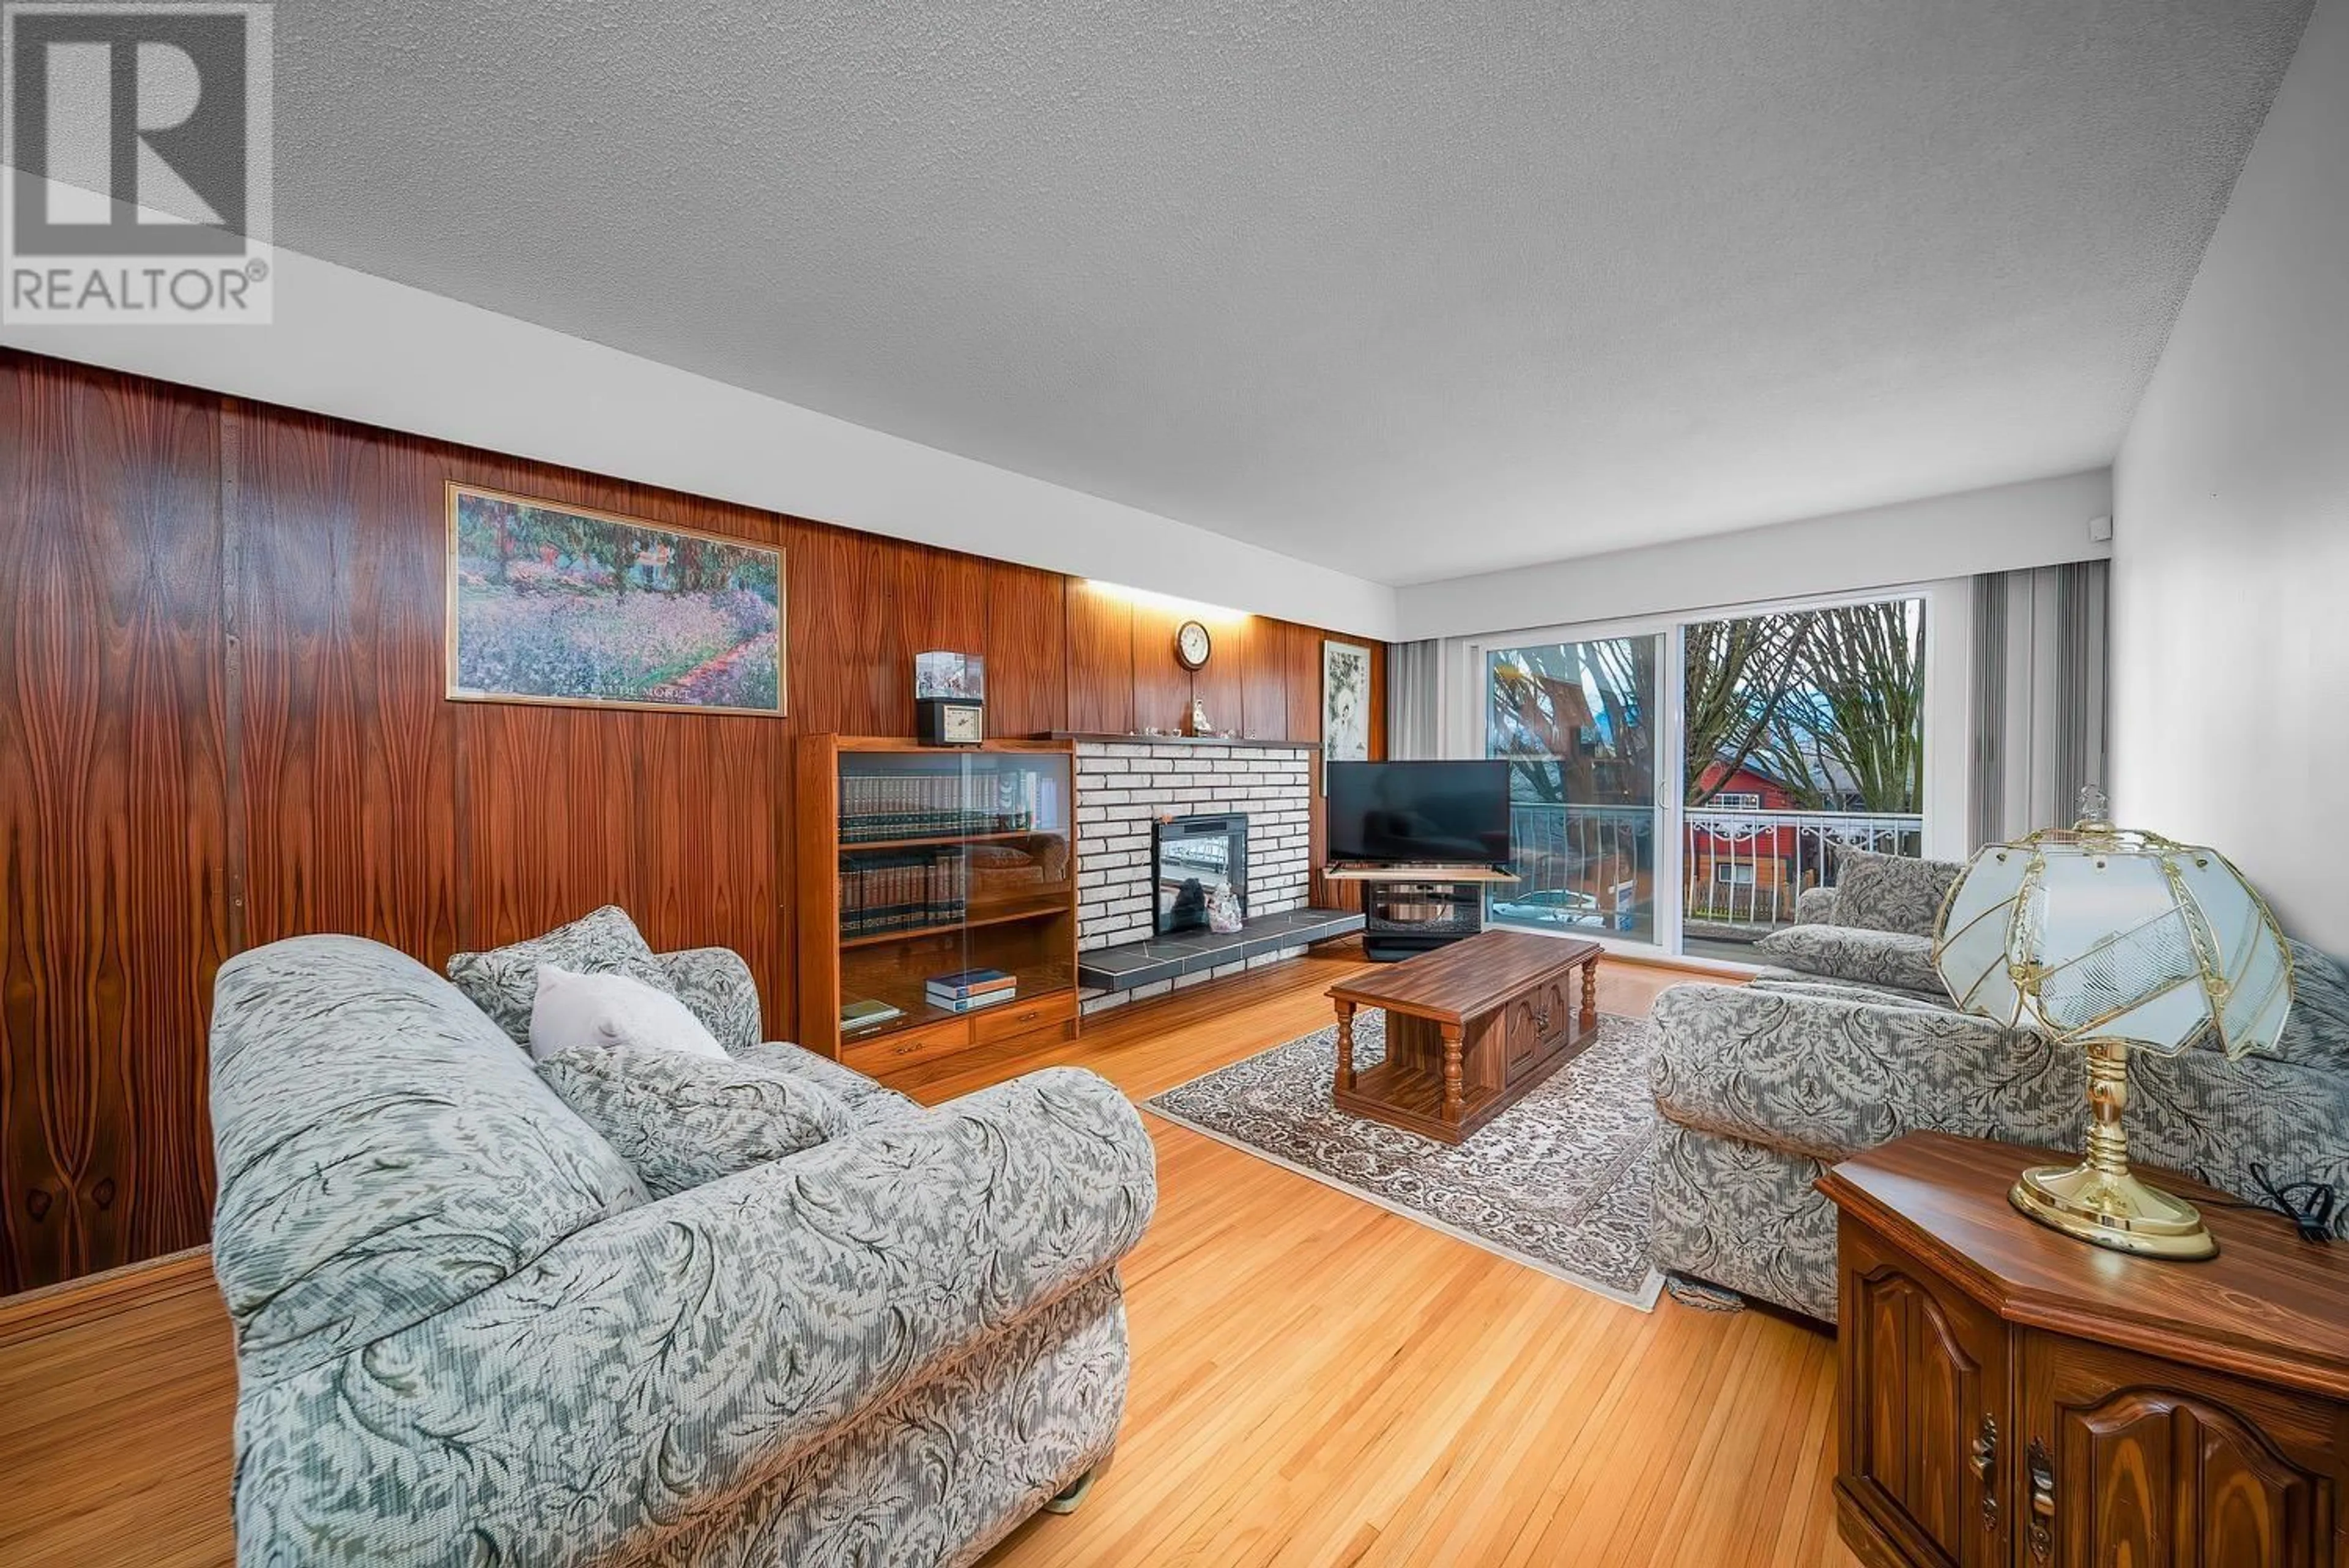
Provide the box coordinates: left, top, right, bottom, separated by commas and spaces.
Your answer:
529, 964, 729, 1063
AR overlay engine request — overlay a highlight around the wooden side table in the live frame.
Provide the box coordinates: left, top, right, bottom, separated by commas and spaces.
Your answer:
1819, 1134, 2349, 1568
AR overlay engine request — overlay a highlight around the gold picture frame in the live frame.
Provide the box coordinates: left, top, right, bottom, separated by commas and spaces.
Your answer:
445, 482, 787, 718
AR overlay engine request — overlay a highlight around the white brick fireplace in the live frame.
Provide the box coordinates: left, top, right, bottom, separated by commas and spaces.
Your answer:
1074, 739, 1315, 949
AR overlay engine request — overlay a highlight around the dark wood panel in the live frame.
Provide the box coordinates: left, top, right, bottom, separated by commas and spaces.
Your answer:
1127, 599, 1192, 736
1284, 620, 1323, 746
234, 404, 459, 961
633, 712, 785, 1037
0, 357, 229, 1294
899, 545, 989, 696
785, 520, 898, 736
1286, 622, 1341, 903
451, 702, 644, 953
1237, 617, 1290, 741
982, 561, 1066, 740
1064, 579, 1134, 735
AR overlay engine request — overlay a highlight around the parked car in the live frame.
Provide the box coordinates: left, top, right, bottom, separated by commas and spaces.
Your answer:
1489, 887, 1601, 927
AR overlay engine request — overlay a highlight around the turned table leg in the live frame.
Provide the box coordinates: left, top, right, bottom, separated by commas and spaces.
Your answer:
1439, 1021, 1465, 1123
1580, 954, 1600, 1031
1334, 1000, 1357, 1093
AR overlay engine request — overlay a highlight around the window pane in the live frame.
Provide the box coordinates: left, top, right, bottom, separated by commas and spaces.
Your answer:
1680, 598, 1926, 960
1485, 637, 1658, 944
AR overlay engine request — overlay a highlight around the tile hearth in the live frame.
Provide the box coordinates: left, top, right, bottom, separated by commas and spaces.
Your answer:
1077, 907, 1364, 998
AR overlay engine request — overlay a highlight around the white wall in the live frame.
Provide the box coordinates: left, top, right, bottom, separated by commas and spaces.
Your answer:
0, 218, 1398, 641
2109, 0, 2348, 954
1395, 469, 2111, 643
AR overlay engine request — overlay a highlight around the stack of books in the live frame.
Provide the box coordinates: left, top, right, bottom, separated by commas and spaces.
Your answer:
926, 967, 1017, 1013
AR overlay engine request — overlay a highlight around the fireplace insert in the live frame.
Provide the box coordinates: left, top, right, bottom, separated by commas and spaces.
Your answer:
1152, 813, 1249, 935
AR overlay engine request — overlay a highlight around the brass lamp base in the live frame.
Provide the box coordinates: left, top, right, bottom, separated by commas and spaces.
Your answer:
2006, 1036, 2221, 1260
2009, 1160, 2217, 1260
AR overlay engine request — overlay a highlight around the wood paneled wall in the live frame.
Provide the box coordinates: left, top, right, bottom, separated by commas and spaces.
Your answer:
0, 348, 1384, 1295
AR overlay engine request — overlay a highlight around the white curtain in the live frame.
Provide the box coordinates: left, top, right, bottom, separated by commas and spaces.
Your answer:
1971, 561, 2109, 844
1386, 639, 1442, 759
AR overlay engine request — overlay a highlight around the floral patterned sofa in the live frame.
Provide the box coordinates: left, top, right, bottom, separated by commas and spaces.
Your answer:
1648, 874, 2349, 1323
208, 913, 1157, 1567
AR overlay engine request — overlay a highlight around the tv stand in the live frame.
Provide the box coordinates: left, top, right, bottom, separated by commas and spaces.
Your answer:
1356, 876, 1496, 962
1324, 864, 1517, 883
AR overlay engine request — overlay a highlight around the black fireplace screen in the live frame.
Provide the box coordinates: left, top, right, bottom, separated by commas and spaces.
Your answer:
1152, 813, 1249, 934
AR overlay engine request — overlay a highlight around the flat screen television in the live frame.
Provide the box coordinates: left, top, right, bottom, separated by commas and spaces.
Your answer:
1326, 760, 1512, 866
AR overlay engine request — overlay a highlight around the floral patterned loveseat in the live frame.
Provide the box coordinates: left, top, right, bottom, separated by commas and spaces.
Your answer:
1647, 874, 2349, 1323
208, 916, 1156, 1567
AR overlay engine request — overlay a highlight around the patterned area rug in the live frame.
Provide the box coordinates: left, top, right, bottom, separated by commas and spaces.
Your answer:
1146, 1009, 1664, 1309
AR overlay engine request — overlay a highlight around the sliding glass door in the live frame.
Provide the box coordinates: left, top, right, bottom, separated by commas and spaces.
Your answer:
1677, 598, 1926, 960
1472, 591, 1935, 962
1483, 636, 1661, 943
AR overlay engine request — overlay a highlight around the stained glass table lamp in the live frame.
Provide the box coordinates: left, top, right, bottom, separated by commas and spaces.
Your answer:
1934, 787, 2295, 1258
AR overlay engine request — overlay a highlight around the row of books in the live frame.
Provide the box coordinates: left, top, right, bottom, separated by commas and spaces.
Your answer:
839, 851, 968, 937
842, 808, 1030, 844
837, 768, 1059, 843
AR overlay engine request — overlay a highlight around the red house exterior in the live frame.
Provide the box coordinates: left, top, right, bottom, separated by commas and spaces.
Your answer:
1686, 763, 1814, 913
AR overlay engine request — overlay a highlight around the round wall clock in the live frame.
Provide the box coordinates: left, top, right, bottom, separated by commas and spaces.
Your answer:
1174, 619, 1213, 671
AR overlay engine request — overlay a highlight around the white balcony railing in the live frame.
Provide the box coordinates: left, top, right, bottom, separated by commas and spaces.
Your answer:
1682, 806, 1921, 935
1497, 802, 1924, 943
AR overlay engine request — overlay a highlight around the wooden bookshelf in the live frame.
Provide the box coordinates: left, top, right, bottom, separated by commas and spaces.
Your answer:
795, 735, 1081, 1069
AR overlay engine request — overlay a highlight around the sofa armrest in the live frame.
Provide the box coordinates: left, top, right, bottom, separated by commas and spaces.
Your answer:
1792, 886, 1840, 926
654, 945, 763, 1053
230, 1067, 1157, 1564
1650, 983, 2076, 1164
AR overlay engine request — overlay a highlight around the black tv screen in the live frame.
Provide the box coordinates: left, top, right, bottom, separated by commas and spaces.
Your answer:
1326, 760, 1511, 865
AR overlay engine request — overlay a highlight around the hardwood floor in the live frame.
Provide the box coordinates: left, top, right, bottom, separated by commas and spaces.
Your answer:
944, 944, 1852, 1568
0, 1248, 236, 1568
0, 943, 1854, 1567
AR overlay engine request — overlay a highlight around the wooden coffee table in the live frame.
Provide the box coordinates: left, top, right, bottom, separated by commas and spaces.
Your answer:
1327, 929, 1601, 1144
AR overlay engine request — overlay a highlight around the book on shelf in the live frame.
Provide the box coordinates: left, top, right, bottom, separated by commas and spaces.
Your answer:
926, 967, 1015, 999
927, 986, 1019, 1014
839, 998, 905, 1032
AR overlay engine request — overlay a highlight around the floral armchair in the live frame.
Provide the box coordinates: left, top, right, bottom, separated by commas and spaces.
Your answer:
1647, 874, 2349, 1321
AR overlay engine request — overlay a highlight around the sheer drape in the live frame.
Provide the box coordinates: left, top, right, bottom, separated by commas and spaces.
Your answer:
1386, 639, 1442, 759
1970, 560, 2109, 845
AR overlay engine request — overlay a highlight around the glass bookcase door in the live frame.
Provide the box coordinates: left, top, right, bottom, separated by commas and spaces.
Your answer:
833, 748, 1074, 1047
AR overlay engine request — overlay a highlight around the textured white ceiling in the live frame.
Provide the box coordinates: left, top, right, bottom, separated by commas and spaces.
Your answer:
273, 1, 2309, 586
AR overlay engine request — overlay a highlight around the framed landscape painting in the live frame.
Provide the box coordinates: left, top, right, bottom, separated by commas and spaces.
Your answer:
1323, 638, 1370, 763
445, 483, 787, 716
